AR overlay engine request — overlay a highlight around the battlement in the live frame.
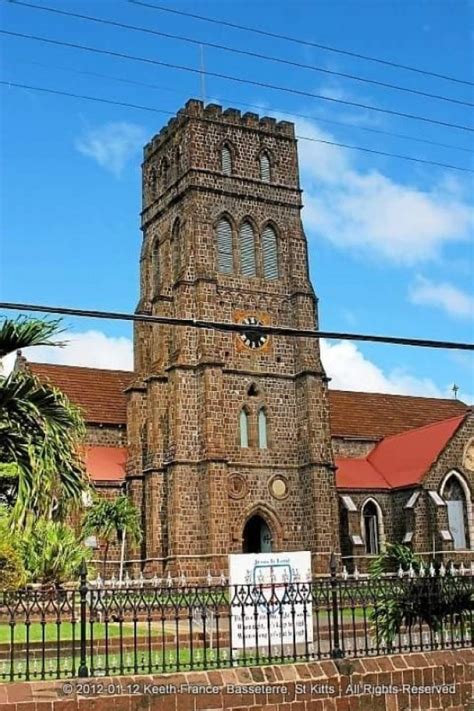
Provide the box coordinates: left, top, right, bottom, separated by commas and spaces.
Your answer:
144, 99, 295, 158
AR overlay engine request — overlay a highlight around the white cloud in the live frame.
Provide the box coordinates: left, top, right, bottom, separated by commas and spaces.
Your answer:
1, 330, 133, 375
295, 118, 473, 264
75, 122, 147, 177
321, 338, 473, 403
409, 276, 474, 319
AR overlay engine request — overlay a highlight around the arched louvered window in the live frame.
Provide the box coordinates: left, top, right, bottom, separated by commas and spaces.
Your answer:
221, 145, 232, 176
239, 409, 249, 448
262, 225, 279, 280
259, 152, 271, 182
172, 219, 180, 279
258, 409, 268, 449
216, 218, 233, 273
239, 221, 256, 277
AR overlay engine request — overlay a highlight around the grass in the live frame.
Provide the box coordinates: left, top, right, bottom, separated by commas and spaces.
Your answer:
0, 643, 332, 681
0, 622, 148, 644
0, 608, 372, 645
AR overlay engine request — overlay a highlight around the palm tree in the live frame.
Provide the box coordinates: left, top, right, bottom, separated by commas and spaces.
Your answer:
82, 494, 142, 578
0, 317, 88, 527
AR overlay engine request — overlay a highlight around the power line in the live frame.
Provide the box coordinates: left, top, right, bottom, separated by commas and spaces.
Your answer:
3, 80, 474, 174
1, 302, 473, 351
129, 0, 474, 88
15, 58, 474, 154
6, 0, 474, 109
2, 29, 474, 134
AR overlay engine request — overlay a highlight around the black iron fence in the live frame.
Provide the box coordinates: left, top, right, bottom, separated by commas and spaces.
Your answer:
0, 561, 472, 681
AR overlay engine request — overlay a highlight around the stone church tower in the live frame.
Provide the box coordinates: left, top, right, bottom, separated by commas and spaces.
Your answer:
126, 99, 339, 576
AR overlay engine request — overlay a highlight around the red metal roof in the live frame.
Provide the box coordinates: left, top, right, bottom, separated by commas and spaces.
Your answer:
335, 458, 390, 490
85, 446, 127, 482
336, 414, 466, 490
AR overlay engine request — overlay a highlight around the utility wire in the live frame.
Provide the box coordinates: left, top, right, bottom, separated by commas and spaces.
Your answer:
2, 80, 474, 174
129, 0, 474, 88
1, 302, 473, 351
2, 29, 474, 134
6, 0, 474, 108
15, 58, 474, 154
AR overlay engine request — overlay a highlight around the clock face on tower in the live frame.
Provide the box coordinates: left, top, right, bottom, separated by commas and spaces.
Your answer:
239, 316, 268, 350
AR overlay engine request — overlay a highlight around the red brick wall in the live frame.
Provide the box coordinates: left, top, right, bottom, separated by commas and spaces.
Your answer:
1, 650, 472, 710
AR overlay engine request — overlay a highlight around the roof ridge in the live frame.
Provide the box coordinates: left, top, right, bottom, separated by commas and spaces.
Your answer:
329, 388, 467, 405
367, 412, 466, 451
29, 361, 133, 376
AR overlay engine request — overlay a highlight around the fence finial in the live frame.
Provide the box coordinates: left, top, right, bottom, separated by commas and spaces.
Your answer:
79, 558, 88, 579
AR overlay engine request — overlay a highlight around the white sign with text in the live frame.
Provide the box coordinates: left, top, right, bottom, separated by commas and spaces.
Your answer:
228, 551, 313, 650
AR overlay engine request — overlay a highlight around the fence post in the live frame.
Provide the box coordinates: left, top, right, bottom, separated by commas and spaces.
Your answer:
330, 553, 343, 659
78, 560, 89, 678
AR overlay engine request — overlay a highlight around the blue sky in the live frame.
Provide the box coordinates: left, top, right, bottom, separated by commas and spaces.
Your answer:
1, 0, 473, 401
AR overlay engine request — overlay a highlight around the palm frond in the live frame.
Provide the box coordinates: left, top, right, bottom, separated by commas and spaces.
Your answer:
0, 317, 66, 358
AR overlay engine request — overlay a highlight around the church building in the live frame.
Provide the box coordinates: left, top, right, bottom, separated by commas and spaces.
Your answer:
18, 100, 473, 575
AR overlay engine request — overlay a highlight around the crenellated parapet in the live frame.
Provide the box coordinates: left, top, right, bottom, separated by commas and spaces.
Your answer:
144, 99, 295, 159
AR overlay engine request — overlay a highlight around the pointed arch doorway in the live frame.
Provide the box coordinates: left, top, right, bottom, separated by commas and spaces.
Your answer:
242, 515, 272, 553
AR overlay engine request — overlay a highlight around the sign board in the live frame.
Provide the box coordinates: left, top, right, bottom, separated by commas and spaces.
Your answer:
84, 535, 98, 549
228, 551, 313, 650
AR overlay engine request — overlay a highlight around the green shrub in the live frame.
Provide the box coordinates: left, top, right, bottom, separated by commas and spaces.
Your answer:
20, 519, 90, 587
368, 542, 420, 577
0, 505, 26, 589
0, 541, 26, 590
369, 544, 473, 644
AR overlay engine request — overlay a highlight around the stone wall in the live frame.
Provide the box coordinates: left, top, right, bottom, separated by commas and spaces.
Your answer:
126, 99, 339, 577
86, 424, 127, 447
2, 650, 472, 710
332, 437, 377, 458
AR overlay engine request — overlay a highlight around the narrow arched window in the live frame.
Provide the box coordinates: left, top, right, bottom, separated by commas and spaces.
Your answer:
152, 239, 160, 295
262, 225, 279, 280
161, 158, 169, 188
259, 152, 271, 182
239, 409, 249, 448
362, 501, 380, 555
444, 476, 469, 550
216, 218, 233, 273
221, 145, 232, 175
174, 146, 182, 177
148, 166, 157, 199
239, 221, 256, 277
172, 218, 180, 279
258, 409, 267, 449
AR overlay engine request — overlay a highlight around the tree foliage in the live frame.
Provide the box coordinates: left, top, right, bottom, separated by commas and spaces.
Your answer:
0, 317, 88, 526
82, 494, 142, 575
